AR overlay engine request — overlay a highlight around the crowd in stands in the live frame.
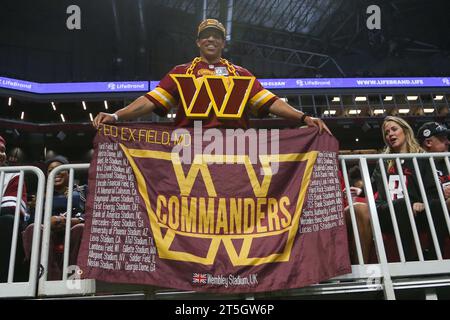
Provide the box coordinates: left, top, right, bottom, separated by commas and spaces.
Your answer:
1, 115, 450, 283
0, 136, 28, 282
22, 155, 86, 280
343, 117, 450, 263
0, 137, 87, 282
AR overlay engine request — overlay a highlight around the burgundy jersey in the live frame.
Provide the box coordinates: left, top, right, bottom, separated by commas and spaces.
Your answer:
145, 58, 278, 129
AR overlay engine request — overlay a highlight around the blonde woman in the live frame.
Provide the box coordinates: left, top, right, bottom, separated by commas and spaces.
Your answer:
371, 116, 433, 260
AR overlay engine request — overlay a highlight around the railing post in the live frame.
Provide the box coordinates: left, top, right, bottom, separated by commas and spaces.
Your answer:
341, 159, 364, 264
38, 163, 95, 297
0, 166, 45, 298
359, 158, 396, 300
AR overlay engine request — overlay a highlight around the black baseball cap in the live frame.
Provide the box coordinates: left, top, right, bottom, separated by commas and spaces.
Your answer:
417, 122, 450, 143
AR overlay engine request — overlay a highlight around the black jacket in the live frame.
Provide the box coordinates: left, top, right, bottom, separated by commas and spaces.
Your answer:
371, 158, 439, 208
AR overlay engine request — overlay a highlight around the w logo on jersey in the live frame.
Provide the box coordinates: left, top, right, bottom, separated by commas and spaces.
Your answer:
171, 75, 255, 119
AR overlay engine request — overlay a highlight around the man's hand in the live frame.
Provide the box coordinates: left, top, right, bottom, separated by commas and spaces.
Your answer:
304, 116, 332, 135
50, 215, 67, 233
93, 112, 117, 129
267, 99, 333, 135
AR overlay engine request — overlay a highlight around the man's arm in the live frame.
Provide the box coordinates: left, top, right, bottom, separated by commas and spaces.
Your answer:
93, 96, 157, 129
268, 99, 332, 135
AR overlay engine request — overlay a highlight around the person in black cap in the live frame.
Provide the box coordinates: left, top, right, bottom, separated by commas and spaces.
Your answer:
417, 122, 450, 153
418, 122, 450, 199
417, 121, 450, 198
417, 122, 450, 257
45, 155, 86, 228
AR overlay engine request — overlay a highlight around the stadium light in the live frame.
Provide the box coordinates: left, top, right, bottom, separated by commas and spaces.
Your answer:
383, 96, 393, 101
104, 101, 108, 110
424, 108, 435, 113
323, 110, 336, 115
8, 97, 12, 106
331, 97, 340, 102
355, 96, 367, 102
406, 95, 418, 101
20, 111, 24, 120
82, 101, 87, 110
60, 114, 66, 122
89, 113, 94, 121
374, 109, 386, 115
399, 108, 410, 114
434, 95, 444, 100
355, 138, 359, 142
348, 109, 361, 115
51, 102, 56, 111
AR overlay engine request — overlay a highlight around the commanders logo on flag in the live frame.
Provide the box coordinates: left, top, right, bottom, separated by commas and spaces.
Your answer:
120, 144, 318, 267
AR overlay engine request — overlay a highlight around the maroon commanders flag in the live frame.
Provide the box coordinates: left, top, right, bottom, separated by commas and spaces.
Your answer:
78, 123, 351, 292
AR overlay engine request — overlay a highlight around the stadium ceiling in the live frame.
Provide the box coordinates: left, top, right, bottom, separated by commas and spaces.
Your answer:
152, 0, 347, 72
0, 0, 449, 82
154, 0, 342, 36
152, 0, 449, 50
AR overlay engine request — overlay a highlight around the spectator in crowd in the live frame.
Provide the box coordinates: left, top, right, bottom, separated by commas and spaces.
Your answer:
6, 147, 25, 166
343, 165, 372, 264
417, 122, 450, 256
347, 166, 366, 203
371, 116, 435, 260
93, 18, 331, 135
0, 135, 28, 282
22, 155, 86, 280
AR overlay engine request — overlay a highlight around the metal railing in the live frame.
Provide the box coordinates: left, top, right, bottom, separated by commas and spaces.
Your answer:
339, 152, 450, 300
37, 163, 95, 297
0, 166, 45, 298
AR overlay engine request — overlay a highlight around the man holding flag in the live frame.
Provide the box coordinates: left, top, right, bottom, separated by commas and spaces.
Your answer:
93, 18, 331, 135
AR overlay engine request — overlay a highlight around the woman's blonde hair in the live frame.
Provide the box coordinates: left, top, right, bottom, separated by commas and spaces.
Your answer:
381, 116, 424, 170
382, 116, 424, 154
